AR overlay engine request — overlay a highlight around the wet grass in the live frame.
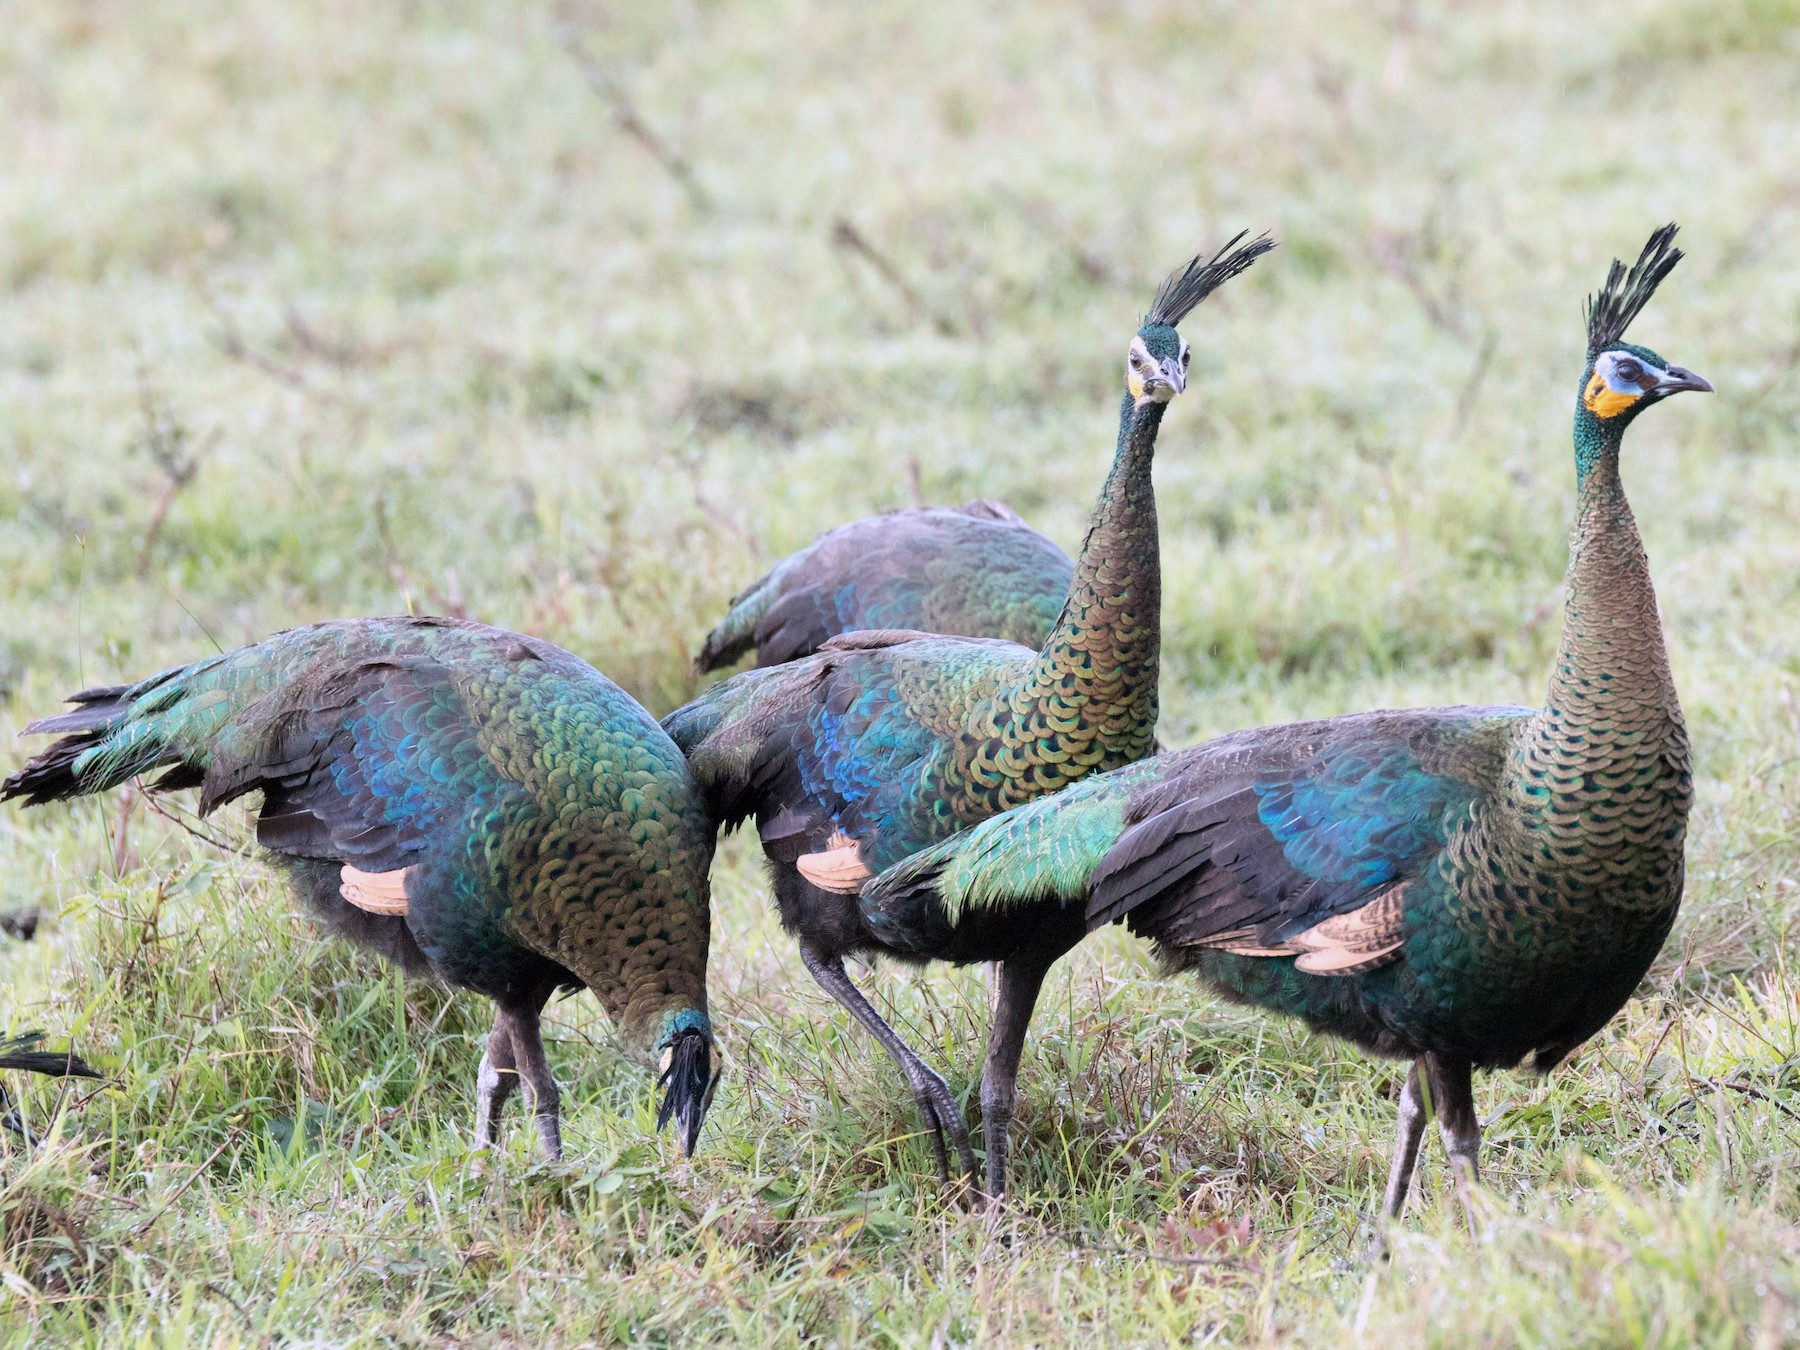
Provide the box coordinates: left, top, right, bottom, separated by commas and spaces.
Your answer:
4, 0, 1800, 1343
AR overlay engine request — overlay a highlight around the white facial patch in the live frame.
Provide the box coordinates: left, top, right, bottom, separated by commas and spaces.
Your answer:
1126, 337, 1152, 391
1597, 350, 1663, 395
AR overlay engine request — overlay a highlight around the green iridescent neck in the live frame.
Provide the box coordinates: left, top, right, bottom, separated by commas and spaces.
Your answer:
656, 1006, 712, 1050
1055, 393, 1166, 643
1572, 386, 1625, 493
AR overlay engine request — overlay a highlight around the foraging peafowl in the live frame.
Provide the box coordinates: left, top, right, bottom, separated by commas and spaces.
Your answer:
666, 234, 1273, 1194
694, 501, 1074, 672
864, 225, 1706, 1225
2, 617, 718, 1160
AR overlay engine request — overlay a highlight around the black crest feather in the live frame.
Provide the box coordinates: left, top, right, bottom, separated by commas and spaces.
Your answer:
1144, 230, 1276, 328
1585, 223, 1683, 358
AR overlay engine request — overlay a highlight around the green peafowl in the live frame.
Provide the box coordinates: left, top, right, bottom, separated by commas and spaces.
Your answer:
695, 501, 1074, 672
665, 233, 1274, 1195
863, 225, 1706, 1226
2, 617, 719, 1160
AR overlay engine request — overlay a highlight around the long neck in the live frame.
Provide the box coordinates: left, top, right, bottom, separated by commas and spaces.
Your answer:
1005, 394, 1163, 746
1512, 407, 1689, 854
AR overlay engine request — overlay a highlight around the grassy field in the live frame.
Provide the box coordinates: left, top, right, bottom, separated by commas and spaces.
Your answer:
4, 0, 1800, 1343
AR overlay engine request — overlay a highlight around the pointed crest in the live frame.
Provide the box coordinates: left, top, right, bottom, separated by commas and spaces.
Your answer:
1144, 230, 1276, 328
1585, 223, 1683, 358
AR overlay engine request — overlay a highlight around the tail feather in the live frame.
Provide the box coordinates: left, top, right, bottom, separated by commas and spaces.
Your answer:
861, 767, 1144, 930
3, 717, 176, 809
0, 1034, 101, 1081
3, 669, 201, 808
695, 570, 781, 673
21, 683, 134, 736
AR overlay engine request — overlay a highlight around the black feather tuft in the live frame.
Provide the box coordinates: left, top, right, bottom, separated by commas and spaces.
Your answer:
1586, 223, 1683, 357
1143, 231, 1277, 329
2, 732, 102, 807
655, 1029, 716, 1157
0, 1033, 101, 1081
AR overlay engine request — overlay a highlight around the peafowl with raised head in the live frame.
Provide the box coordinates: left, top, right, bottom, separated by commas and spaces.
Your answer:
694, 501, 1073, 672
864, 225, 1706, 1226
3, 617, 719, 1160
665, 233, 1274, 1196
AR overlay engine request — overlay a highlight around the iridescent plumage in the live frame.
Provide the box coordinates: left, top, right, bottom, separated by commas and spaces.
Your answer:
695, 501, 1073, 672
864, 226, 1705, 1224
3, 616, 718, 1158
667, 235, 1274, 1195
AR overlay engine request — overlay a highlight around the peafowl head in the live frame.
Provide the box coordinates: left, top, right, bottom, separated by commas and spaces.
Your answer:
655, 1020, 718, 1157
1132, 231, 1276, 409
1579, 223, 1711, 436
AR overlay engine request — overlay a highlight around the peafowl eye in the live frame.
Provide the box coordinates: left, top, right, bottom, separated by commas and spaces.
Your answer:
1126, 326, 1191, 406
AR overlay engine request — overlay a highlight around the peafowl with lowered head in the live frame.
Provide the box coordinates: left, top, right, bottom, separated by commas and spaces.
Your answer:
665, 233, 1274, 1198
4, 617, 719, 1161
863, 225, 1706, 1225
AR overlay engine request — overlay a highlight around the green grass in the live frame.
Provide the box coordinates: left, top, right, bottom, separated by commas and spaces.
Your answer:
4, 0, 1800, 1343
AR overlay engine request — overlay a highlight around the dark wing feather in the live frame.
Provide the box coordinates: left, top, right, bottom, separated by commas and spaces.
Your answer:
1086, 713, 1504, 953
668, 634, 1030, 869
4, 620, 523, 876
694, 505, 1072, 671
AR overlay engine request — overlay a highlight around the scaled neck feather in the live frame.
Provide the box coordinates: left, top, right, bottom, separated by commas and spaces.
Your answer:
1509, 408, 1690, 864
1000, 393, 1163, 754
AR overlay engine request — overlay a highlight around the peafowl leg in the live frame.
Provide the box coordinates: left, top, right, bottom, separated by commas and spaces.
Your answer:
1424, 1053, 1480, 1238
473, 1012, 520, 1149
978, 954, 1054, 1205
798, 943, 978, 1188
1380, 1060, 1428, 1220
507, 1004, 563, 1161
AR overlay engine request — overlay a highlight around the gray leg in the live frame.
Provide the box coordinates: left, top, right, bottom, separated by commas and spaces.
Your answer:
474, 1011, 520, 1149
798, 943, 977, 1188
507, 1005, 562, 1161
979, 955, 1053, 1205
1380, 1060, 1428, 1220
1424, 1053, 1480, 1237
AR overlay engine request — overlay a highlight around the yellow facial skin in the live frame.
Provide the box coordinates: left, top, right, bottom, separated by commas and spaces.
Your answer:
1584, 371, 1643, 420
1125, 335, 1185, 407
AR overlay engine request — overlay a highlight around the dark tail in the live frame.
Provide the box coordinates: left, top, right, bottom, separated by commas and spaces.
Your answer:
0, 1033, 101, 1081
2, 682, 182, 808
695, 571, 779, 673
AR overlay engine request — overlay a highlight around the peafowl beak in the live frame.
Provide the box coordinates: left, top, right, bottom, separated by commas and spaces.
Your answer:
656, 1030, 716, 1157
1138, 357, 1187, 405
1652, 364, 1712, 398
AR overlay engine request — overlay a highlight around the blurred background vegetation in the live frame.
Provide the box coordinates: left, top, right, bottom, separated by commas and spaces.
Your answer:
3, 0, 1800, 1343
